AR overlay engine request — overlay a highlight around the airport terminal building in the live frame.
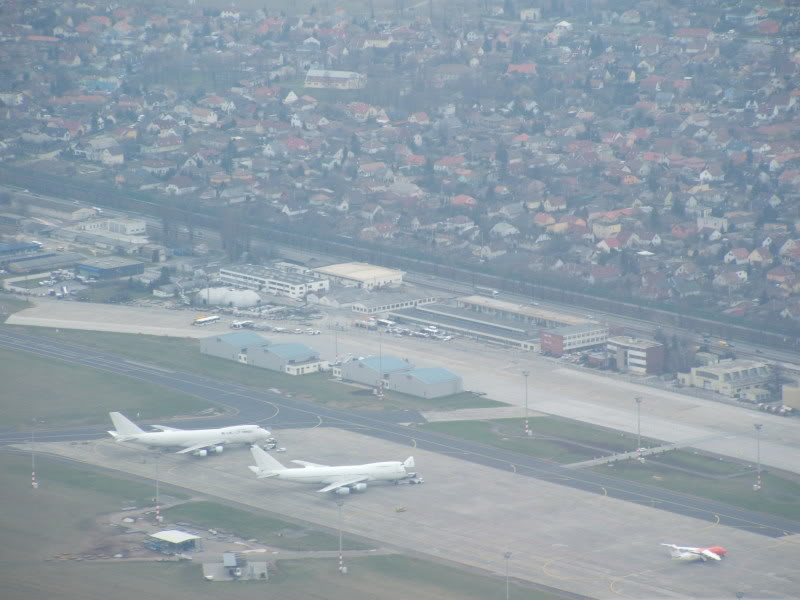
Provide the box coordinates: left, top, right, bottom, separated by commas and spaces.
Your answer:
540, 323, 610, 357
219, 264, 329, 299
606, 336, 665, 375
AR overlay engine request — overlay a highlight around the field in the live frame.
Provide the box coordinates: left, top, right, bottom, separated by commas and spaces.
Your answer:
0, 294, 32, 318
598, 451, 800, 521
0, 345, 212, 428
8, 326, 506, 412
163, 501, 372, 551
418, 418, 800, 520
0, 454, 566, 600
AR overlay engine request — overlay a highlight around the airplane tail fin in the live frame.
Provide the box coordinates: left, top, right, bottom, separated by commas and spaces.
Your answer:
249, 445, 286, 476
403, 456, 415, 470
109, 412, 144, 436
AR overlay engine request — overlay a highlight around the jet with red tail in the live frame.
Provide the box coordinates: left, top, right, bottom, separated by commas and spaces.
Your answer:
660, 543, 728, 562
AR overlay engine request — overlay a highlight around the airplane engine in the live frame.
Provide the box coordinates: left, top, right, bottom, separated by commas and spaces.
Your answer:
352, 483, 368, 492
334, 487, 351, 495
213, 445, 224, 454
194, 449, 208, 457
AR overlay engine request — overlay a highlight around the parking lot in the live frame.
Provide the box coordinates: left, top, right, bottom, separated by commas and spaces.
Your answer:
30, 428, 800, 600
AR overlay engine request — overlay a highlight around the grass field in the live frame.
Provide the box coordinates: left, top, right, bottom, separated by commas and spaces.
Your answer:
418, 416, 661, 464
0, 294, 32, 319
163, 501, 372, 551
598, 452, 800, 521
0, 345, 213, 428
9, 326, 506, 412
0, 454, 566, 600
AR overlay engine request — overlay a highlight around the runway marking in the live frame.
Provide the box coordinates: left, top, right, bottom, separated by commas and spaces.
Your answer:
699, 513, 720, 531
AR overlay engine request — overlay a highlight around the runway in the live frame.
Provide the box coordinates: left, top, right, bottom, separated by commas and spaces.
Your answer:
1, 327, 798, 540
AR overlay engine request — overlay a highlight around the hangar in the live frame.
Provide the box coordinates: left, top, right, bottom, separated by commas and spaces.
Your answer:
75, 256, 145, 280
312, 262, 404, 290
386, 367, 463, 398
339, 355, 413, 387
201, 332, 324, 375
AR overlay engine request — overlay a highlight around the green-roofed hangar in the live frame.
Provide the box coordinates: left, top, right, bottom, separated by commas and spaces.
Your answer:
201, 332, 324, 375
337, 356, 463, 399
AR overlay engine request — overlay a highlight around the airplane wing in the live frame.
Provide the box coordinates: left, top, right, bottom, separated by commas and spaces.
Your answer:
175, 440, 222, 454
317, 476, 369, 493
151, 425, 182, 432
291, 460, 329, 468
700, 549, 722, 561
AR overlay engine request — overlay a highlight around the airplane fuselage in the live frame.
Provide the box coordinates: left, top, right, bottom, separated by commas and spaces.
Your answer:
272, 462, 408, 485
119, 426, 269, 449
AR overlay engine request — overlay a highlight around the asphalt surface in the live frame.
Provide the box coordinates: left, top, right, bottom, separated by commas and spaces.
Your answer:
1, 326, 798, 539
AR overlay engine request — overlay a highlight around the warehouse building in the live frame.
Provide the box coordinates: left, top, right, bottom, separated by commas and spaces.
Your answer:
75, 256, 144, 279
677, 360, 772, 399
339, 355, 413, 387
540, 323, 610, 357
304, 69, 366, 90
0, 242, 42, 264
201, 332, 323, 375
385, 367, 463, 399
312, 262, 404, 290
456, 296, 596, 329
606, 336, 665, 375
220, 264, 329, 299
5, 251, 85, 274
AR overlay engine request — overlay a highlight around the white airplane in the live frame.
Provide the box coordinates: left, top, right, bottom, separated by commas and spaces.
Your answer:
107, 412, 272, 457
248, 445, 418, 494
660, 544, 728, 562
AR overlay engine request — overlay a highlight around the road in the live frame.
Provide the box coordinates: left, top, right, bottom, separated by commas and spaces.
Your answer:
1, 326, 798, 539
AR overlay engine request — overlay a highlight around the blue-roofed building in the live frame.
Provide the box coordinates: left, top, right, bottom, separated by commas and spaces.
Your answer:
201, 332, 270, 362
386, 367, 463, 398
339, 355, 413, 387
249, 343, 323, 375
200, 333, 323, 375
0, 242, 42, 264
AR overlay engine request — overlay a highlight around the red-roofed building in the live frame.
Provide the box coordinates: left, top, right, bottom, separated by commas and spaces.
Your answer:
506, 63, 537, 75
451, 194, 477, 207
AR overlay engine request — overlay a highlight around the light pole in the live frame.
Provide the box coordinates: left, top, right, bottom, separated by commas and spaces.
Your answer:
31, 421, 38, 489
336, 498, 346, 573
154, 453, 162, 522
635, 397, 643, 452
754, 424, 763, 491
503, 551, 512, 600
522, 370, 530, 436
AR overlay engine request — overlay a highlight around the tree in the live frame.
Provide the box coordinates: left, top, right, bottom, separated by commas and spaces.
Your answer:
350, 133, 361, 156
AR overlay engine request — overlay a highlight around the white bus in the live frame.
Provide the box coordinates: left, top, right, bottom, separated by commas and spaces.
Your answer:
375, 319, 396, 327
192, 315, 221, 326
475, 286, 499, 297
230, 320, 255, 329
